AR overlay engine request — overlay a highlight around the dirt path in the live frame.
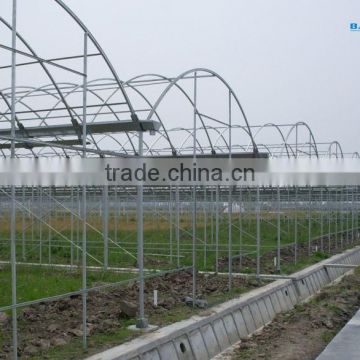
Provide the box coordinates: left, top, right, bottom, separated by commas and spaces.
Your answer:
220, 268, 360, 360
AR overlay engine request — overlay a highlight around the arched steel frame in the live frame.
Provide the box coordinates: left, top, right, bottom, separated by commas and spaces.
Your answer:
281, 122, 319, 158
327, 141, 344, 159
0, 3, 356, 159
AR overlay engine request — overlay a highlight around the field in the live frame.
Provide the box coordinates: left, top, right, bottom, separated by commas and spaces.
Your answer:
0, 187, 359, 359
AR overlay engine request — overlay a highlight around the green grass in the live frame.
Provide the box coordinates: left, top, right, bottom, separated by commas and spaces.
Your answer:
281, 251, 330, 273
0, 209, 358, 359
0, 266, 137, 308
0, 210, 355, 272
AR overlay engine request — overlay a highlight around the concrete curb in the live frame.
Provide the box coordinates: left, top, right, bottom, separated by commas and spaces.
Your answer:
316, 309, 360, 360
86, 246, 360, 360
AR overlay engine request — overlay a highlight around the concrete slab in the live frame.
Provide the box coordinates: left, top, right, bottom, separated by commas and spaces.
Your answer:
275, 290, 288, 312
287, 285, 298, 305
263, 295, 276, 320
298, 278, 311, 299
240, 306, 256, 334
212, 319, 230, 351
326, 267, 337, 282
223, 314, 240, 344
142, 349, 161, 360
249, 302, 264, 328
201, 323, 221, 358
281, 287, 292, 307
188, 329, 208, 360
317, 270, 327, 287
310, 273, 320, 291
305, 275, 316, 292
173, 335, 194, 360
232, 310, 249, 339
314, 272, 322, 289
269, 292, 282, 313
257, 298, 271, 324
158, 341, 178, 360
317, 309, 360, 360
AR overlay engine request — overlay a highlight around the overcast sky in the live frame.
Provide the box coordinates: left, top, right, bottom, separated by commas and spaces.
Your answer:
1, 0, 360, 154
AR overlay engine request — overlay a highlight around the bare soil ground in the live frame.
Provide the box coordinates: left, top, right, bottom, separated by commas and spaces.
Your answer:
221, 268, 360, 360
0, 270, 262, 359
219, 232, 359, 273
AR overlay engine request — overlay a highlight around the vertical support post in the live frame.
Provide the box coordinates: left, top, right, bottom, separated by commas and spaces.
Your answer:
136, 131, 147, 328
256, 187, 261, 279
340, 187, 343, 249
31, 186, 34, 246
352, 188, 355, 243
276, 186, 281, 272
48, 187, 52, 264
335, 188, 338, 249
21, 186, 25, 261
228, 89, 232, 291
320, 188, 323, 252
294, 187, 298, 264
210, 187, 214, 246
215, 185, 219, 273
114, 186, 118, 244
239, 186, 243, 270
203, 187, 207, 269
328, 189, 331, 253
169, 186, 173, 264
295, 124, 298, 158
192, 72, 197, 306
81, 31, 88, 350
76, 187, 80, 262
102, 185, 109, 270
175, 186, 180, 268
308, 187, 312, 256
345, 187, 348, 244
10, 1, 18, 357
39, 186, 42, 263
70, 186, 74, 267
228, 185, 232, 290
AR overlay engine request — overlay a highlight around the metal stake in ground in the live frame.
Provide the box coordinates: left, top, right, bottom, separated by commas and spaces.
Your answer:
276, 186, 281, 273
10, 1, 18, 358
256, 186, 261, 279
136, 131, 148, 329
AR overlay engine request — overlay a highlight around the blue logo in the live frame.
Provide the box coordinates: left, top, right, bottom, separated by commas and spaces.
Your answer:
350, 23, 360, 31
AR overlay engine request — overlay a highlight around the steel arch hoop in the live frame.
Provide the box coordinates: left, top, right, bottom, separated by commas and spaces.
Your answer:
119, 132, 152, 154
34, 80, 133, 154
256, 143, 274, 157
177, 128, 205, 155
143, 68, 258, 153
123, 81, 177, 154
212, 125, 251, 150
2, 84, 88, 157
54, 0, 139, 120
145, 131, 173, 156
126, 73, 216, 154
10, 80, 137, 155
328, 141, 344, 159
0, 86, 71, 157
205, 126, 230, 151
282, 122, 319, 158
0, 17, 81, 138
246, 123, 292, 158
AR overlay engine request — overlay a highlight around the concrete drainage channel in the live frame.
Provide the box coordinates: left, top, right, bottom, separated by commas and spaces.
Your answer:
86, 246, 360, 360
